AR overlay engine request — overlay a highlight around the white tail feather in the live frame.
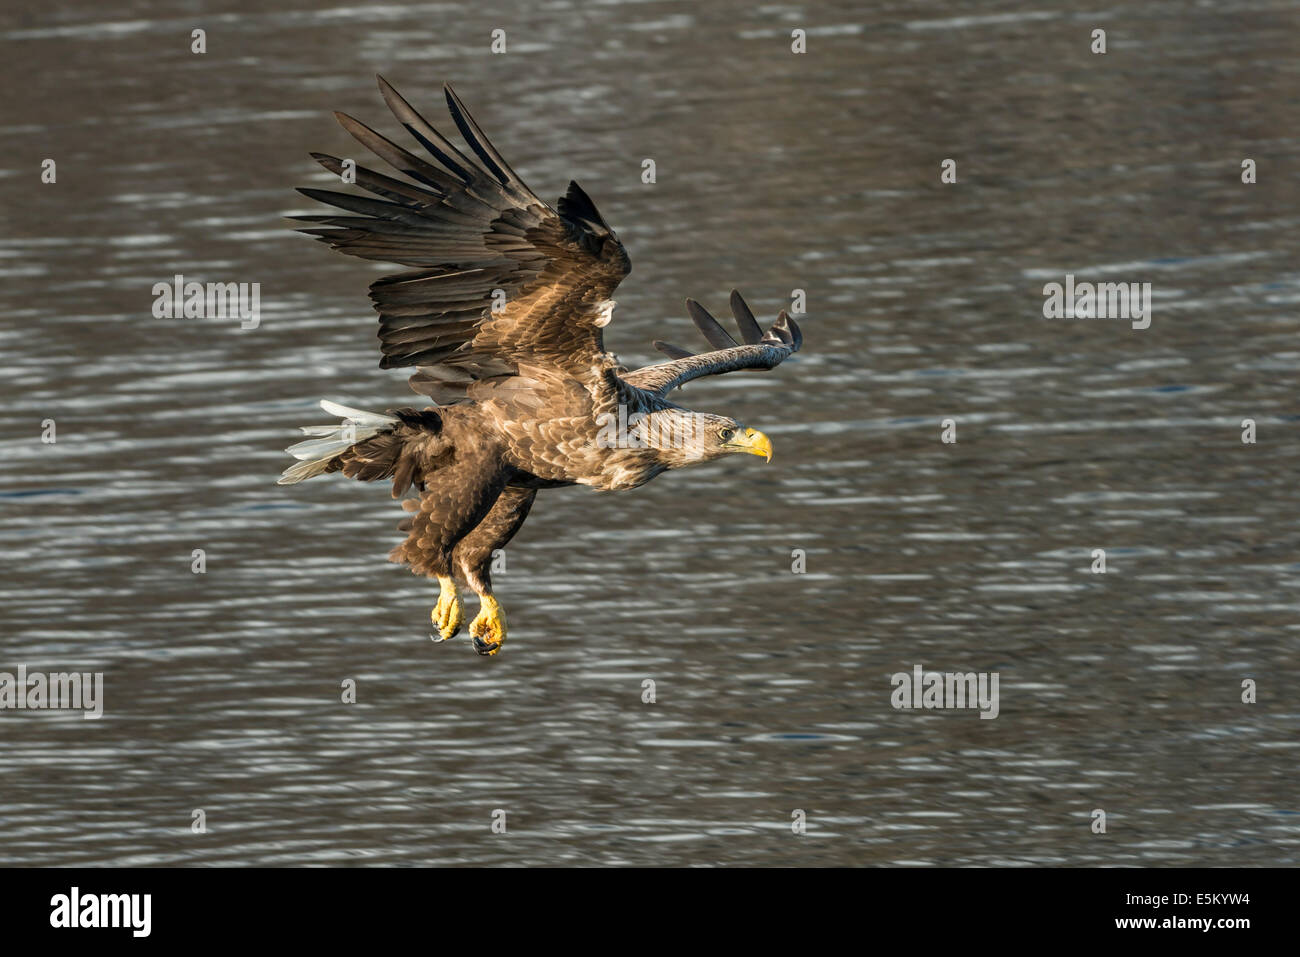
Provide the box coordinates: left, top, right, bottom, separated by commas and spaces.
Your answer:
319, 399, 397, 428
277, 400, 399, 485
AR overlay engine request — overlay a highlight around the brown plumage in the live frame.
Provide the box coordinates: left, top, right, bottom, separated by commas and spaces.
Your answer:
279, 77, 803, 655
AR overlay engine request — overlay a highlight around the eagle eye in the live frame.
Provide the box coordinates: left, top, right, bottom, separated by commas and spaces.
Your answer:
718, 428, 735, 442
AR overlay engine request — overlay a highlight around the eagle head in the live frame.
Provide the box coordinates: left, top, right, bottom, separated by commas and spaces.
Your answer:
636, 409, 773, 467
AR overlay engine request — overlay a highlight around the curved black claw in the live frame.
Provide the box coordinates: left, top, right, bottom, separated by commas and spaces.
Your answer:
472, 636, 501, 656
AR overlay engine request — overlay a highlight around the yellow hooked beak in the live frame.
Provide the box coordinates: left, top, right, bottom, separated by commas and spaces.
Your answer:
724, 427, 773, 462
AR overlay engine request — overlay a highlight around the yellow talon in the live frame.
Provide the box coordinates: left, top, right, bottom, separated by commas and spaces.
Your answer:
431, 576, 463, 641
470, 595, 507, 656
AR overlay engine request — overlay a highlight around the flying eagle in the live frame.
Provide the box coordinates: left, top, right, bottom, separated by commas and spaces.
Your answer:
279, 78, 803, 655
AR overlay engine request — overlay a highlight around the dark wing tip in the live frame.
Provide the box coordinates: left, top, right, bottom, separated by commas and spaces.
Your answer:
784, 312, 803, 351
441, 83, 517, 187
769, 309, 799, 348
557, 180, 610, 233
685, 299, 739, 350
728, 289, 763, 345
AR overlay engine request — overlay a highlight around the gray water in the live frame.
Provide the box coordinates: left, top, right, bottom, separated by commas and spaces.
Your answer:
1, 0, 1298, 866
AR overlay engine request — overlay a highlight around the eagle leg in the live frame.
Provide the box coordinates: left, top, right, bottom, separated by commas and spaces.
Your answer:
387, 434, 515, 650
451, 486, 537, 657
430, 576, 463, 641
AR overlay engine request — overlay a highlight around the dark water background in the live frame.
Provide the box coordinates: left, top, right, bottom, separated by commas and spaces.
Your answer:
1, 0, 1298, 865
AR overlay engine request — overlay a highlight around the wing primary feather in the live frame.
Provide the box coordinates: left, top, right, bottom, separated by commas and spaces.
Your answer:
310, 152, 446, 203
376, 75, 478, 186
685, 299, 740, 350
295, 187, 431, 227
443, 84, 526, 190
728, 289, 763, 344
333, 111, 464, 194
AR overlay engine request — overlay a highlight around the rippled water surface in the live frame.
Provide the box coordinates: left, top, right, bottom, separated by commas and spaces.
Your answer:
2, 0, 1299, 865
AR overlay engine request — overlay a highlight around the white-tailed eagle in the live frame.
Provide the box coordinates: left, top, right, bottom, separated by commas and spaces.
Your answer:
280, 78, 803, 655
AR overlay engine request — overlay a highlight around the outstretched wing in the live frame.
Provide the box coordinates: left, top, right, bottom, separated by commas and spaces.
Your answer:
294, 77, 630, 403
621, 290, 802, 396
